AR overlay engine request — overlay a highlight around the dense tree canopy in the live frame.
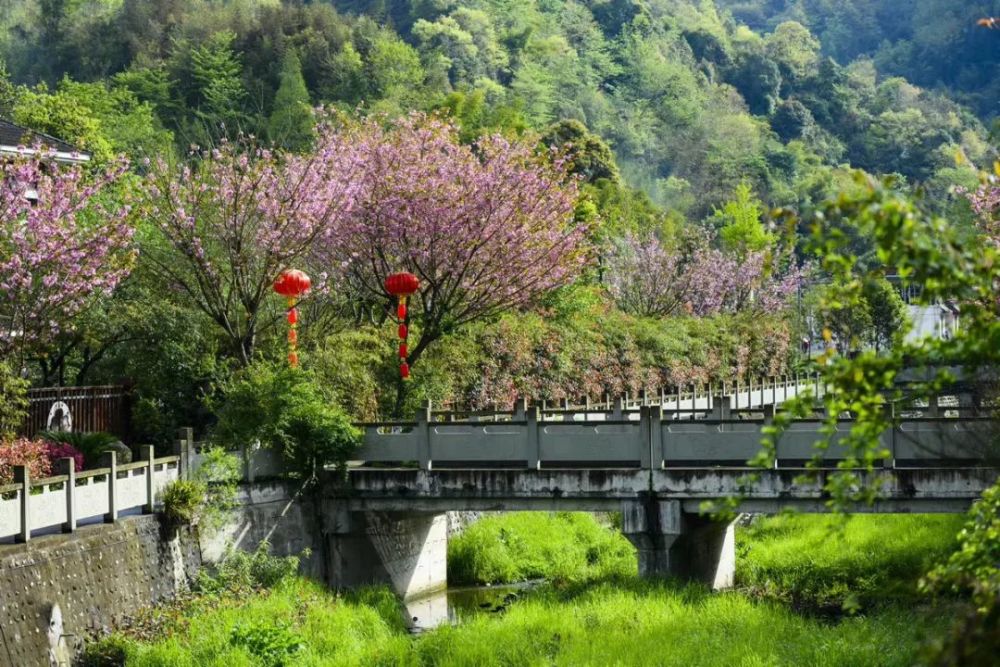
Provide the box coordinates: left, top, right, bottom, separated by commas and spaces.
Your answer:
0, 0, 990, 223
720, 0, 1000, 119
1, 0, 992, 431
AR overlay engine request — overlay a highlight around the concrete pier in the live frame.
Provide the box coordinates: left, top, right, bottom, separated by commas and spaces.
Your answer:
324, 505, 448, 599
621, 499, 735, 589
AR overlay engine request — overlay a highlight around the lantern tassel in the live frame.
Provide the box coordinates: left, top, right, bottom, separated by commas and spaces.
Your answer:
287, 297, 299, 367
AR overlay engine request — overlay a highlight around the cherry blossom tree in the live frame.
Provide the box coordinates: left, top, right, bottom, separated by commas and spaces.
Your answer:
140, 134, 362, 365
317, 114, 589, 371
0, 151, 135, 365
605, 231, 801, 318
961, 182, 1000, 248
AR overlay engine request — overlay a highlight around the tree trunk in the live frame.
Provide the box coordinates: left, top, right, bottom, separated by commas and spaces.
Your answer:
393, 374, 407, 419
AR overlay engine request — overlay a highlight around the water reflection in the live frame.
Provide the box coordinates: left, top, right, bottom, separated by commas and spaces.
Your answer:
404, 580, 543, 633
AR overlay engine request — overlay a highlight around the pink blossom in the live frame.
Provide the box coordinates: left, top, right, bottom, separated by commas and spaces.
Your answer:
140, 134, 363, 363
605, 231, 803, 317
314, 113, 590, 366
959, 183, 1000, 248
42, 441, 84, 472
0, 151, 134, 360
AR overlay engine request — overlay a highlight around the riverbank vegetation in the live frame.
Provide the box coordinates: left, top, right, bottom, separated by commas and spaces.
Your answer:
737, 513, 965, 613
84, 511, 975, 666
92, 575, 949, 667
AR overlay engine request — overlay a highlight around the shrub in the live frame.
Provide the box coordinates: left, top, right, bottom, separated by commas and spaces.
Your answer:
39, 430, 120, 468
78, 635, 130, 667
213, 362, 360, 480
229, 620, 304, 666
0, 438, 52, 483
0, 361, 27, 441
159, 479, 206, 526
195, 540, 303, 593
191, 446, 241, 532
922, 481, 1000, 607
309, 329, 388, 420
41, 441, 84, 472
919, 481, 1000, 665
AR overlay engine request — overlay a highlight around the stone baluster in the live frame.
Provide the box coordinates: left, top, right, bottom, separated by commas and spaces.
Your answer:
417, 401, 432, 471
141, 445, 156, 514
526, 406, 540, 470
14, 465, 30, 543
54, 458, 76, 533
99, 451, 118, 523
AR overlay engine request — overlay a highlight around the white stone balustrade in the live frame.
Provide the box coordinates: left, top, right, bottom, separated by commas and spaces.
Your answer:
0, 443, 181, 544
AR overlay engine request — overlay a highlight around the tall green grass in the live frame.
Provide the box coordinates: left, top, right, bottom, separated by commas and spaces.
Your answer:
110, 577, 948, 667
737, 513, 964, 610
448, 511, 635, 585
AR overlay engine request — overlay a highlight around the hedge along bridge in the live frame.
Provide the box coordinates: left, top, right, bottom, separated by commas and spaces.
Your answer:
325, 381, 998, 598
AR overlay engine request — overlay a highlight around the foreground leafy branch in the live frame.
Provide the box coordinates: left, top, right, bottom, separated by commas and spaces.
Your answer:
708, 172, 1000, 518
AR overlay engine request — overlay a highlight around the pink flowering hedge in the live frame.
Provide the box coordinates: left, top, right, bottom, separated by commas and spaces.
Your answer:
0, 439, 53, 484
42, 441, 85, 473
0, 438, 85, 484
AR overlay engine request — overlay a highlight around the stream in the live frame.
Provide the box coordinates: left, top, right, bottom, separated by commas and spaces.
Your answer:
403, 580, 544, 633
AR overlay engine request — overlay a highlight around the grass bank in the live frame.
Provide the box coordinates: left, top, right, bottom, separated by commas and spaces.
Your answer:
737, 513, 964, 612
448, 511, 634, 585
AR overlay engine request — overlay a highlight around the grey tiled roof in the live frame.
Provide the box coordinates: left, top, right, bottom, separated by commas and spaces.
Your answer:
0, 118, 84, 155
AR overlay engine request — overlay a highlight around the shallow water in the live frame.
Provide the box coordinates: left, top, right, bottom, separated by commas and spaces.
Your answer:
403, 580, 543, 632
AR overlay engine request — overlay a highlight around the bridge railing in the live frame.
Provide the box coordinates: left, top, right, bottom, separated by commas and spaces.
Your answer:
355, 398, 998, 471
0, 445, 182, 544
429, 376, 829, 424
432, 375, 828, 419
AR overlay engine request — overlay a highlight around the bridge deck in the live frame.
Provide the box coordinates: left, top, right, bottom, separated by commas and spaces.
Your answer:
341, 466, 997, 514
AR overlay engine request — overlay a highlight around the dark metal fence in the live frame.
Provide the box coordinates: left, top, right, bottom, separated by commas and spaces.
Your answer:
20, 385, 131, 442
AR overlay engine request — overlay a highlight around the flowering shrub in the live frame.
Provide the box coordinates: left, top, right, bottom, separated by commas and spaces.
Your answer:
42, 441, 84, 473
0, 438, 53, 483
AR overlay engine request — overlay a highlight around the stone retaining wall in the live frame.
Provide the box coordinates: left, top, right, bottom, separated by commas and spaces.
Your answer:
0, 515, 199, 667
199, 481, 323, 579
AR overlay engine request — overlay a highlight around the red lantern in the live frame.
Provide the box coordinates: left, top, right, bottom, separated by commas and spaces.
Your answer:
273, 269, 312, 298
384, 272, 420, 380
273, 269, 311, 368
384, 272, 419, 298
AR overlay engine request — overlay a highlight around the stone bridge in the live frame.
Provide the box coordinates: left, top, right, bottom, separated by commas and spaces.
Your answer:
324, 393, 998, 597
